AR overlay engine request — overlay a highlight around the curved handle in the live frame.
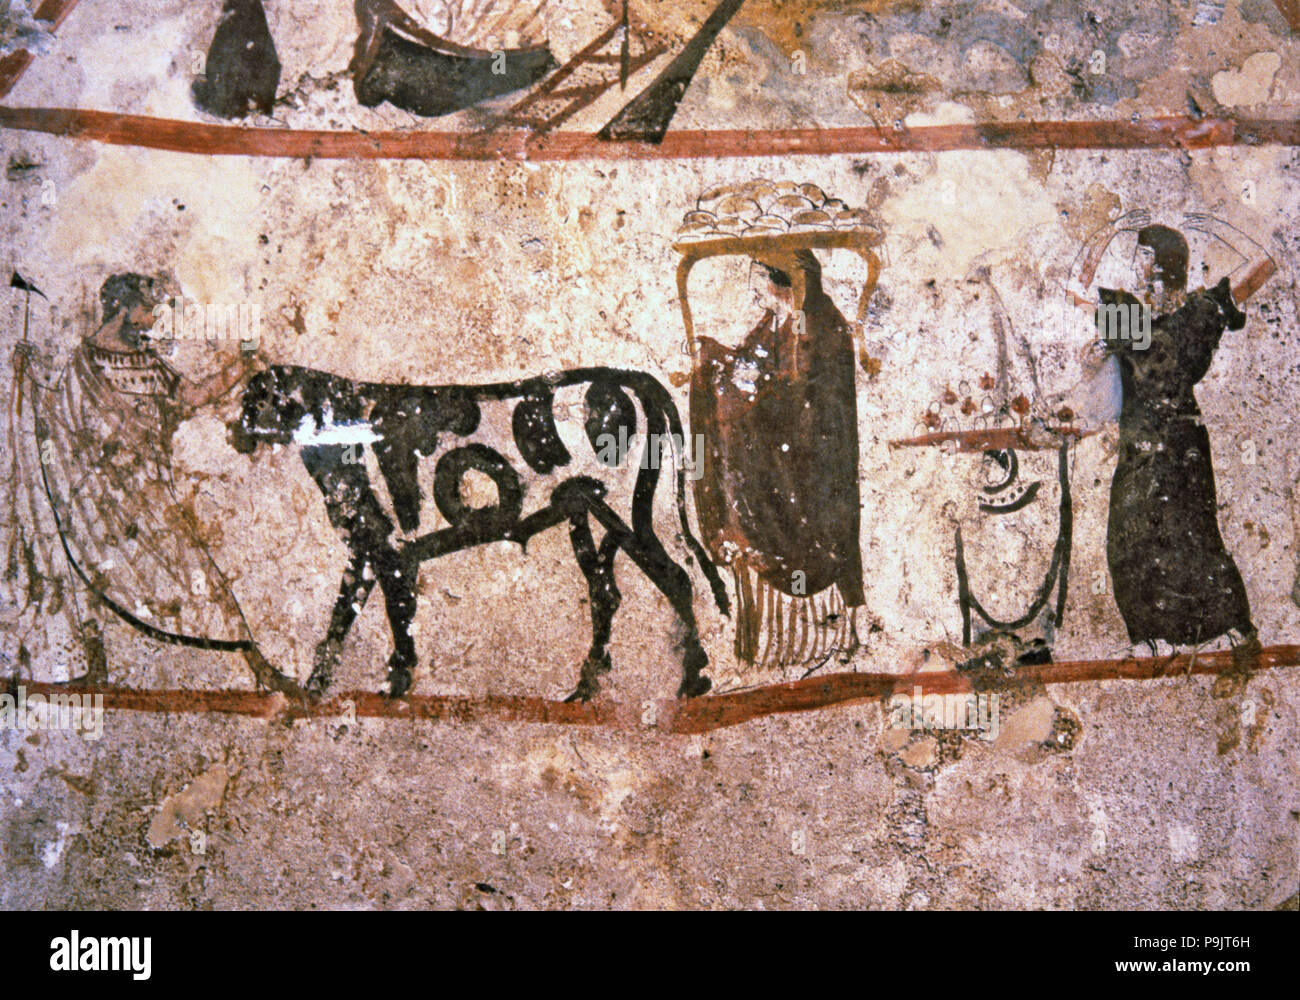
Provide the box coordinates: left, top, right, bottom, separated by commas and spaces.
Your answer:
850, 248, 882, 355
676, 254, 698, 357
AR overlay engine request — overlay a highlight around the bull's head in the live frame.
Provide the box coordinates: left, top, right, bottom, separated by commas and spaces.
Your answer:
228, 367, 307, 454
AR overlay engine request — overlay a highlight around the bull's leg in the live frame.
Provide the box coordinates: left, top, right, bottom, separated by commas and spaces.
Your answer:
586, 499, 711, 698
625, 532, 711, 697
563, 513, 622, 703
308, 547, 416, 698
308, 547, 376, 696
373, 546, 418, 697
302, 445, 416, 697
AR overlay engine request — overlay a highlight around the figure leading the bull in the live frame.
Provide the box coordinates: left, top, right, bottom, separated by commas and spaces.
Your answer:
3, 273, 303, 695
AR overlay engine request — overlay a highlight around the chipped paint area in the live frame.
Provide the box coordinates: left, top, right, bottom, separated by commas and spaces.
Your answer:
1211, 50, 1282, 107
146, 766, 229, 849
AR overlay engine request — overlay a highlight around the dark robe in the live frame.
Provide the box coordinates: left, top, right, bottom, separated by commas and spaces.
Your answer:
1102, 276, 1253, 646
355, 30, 557, 119
192, 0, 281, 119
690, 274, 864, 665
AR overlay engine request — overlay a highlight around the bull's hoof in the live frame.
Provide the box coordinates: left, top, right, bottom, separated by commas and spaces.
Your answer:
677, 644, 711, 697
677, 674, 712, 698
308, 638, 343, 697
272, 675, 310, 702
385, 672, 413, 698
385, 656, 415, 698
564, 652, 610, 703
563, 674, 601, 703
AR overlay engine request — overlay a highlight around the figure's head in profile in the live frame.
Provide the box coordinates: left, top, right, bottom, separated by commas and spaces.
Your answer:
96, 272, 164, 349
1133, 224, 1189, 306
749, 256, 796, 324
747, 249, 825, 329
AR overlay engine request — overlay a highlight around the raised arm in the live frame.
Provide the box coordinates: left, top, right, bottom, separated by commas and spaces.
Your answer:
1067, 210, 1150, 311
1230, 256, 1276, 304
1182, 212, 1276, 304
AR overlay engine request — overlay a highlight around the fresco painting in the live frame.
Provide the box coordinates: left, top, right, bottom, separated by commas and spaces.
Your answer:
0, 0, 1298, 913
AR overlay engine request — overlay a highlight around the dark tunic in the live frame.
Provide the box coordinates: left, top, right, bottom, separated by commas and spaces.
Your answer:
690, 280, 864, 607
1101, 276, 1252, 646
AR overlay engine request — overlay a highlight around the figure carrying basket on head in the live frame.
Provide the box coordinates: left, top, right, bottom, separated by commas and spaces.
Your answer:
673, 180, 884, 672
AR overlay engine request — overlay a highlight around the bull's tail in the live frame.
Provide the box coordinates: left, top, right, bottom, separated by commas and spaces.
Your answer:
644, 380, 730, 618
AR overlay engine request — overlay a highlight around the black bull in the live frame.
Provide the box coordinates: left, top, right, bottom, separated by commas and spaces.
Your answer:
229, 365, 729, 700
